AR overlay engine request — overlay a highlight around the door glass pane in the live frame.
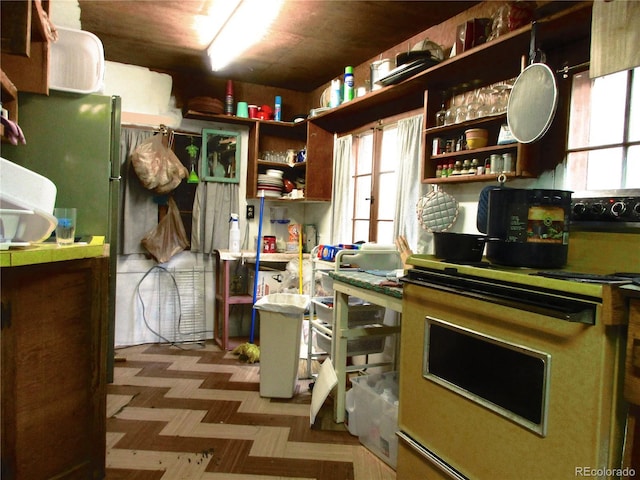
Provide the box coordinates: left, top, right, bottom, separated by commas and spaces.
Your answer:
380, 126, 398, 171
376, 220, 394, 245
630, 67, 640, 142
354, 175, 372, 218
626, 145, 640, 188
353, 220, 369, 243
586, 147, 623, 190
356, 133, 373, 175
377, 172, 397, 220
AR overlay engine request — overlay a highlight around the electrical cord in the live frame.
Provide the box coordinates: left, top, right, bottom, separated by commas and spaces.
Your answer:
242, 220, 250, 251
135, 265, 207, 350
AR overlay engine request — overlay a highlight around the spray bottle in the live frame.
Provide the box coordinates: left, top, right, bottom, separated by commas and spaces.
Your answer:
274, 95, 282, 121
229, 213, 240, 252
343, 66, 354, 103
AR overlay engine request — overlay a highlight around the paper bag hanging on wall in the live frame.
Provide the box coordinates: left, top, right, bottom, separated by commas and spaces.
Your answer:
131, 134, 188, 194
141, 197, 190, 263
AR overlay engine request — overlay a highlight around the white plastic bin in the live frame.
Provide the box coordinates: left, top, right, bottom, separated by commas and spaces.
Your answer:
254, 293, 309, 398
50, 27, 105, 94
345, 387, 358, 436
312, 296, 386, 356
351, 371, 399, 469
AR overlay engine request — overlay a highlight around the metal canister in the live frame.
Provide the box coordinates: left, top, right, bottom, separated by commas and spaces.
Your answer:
370, 59, 392, 91
502, 153, 514, 173
490, 154, 503, 174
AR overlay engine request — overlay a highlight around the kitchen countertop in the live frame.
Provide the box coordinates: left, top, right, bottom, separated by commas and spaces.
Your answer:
0, 242, 109, 267
329, 269, 403, 299
216, 249, 310, 262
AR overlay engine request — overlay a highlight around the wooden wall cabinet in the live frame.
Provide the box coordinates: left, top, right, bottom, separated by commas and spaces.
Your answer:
0, 70, 18, 141
185, 111, 334, 202
245, 120, 333, 201
1, 257, 109, 480
1, 0, 51, 142
0, 0, 51, 95
421, 111, 536, 183
309, 2, 592, 185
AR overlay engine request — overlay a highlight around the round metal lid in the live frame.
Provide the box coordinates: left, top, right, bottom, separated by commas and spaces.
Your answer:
507, 63, 559, 144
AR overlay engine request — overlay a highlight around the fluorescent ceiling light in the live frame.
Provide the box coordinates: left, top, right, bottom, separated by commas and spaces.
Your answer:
207, 0, 284, 72
194, 0, 241, 45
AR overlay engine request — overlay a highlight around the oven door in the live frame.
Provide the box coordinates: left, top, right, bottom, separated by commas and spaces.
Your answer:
398, 276, 626, 480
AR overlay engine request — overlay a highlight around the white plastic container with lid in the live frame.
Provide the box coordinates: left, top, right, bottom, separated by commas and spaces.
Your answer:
330, 78, 341, 108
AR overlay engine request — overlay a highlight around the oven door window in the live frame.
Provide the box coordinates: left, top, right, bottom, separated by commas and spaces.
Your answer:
423, 317, 551, 436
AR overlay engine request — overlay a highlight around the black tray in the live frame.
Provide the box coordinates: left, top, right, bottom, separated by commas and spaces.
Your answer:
375, 57, 440, 87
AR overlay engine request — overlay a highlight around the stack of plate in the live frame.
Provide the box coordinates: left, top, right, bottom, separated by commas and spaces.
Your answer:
257, 171, 283, 198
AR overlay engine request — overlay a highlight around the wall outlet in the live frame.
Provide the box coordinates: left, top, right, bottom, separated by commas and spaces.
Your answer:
246, 205, 255, 219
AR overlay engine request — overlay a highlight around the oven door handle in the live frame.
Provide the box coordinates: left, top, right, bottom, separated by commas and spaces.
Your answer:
397, 431, 469, 480
403, 278, 595, 325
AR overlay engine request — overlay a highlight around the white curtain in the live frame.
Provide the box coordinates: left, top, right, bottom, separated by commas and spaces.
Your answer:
190, 182, 239, 253
393, 114, 427, 251
119, 128, 160, 254
330, 134, 353, 244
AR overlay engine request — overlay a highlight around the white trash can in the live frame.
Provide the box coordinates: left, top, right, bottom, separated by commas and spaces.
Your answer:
254, 293, 309, 398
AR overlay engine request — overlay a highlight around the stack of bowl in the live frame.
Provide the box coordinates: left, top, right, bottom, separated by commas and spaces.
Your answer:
465, 128, 488, 149
257, 169, 284, 198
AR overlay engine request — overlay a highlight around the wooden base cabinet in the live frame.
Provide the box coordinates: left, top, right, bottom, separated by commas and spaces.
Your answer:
1, 257, 109, 480
624, 297, 640, 476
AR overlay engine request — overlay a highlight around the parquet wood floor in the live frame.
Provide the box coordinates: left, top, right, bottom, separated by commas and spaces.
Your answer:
106, 342, 396, 480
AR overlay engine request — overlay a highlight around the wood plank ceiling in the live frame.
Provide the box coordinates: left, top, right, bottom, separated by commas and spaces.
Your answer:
77, 0, 478, 92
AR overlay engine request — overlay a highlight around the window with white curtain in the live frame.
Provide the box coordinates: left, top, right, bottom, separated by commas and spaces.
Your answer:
565, 67, 640, 191
350, 124, 399, 244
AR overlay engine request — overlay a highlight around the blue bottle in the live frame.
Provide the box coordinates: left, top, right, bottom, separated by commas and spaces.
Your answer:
274, 95, 282, 121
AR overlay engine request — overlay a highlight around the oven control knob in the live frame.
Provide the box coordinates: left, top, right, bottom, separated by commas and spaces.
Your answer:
633, 202, 640, 218
590, 203, 605, 216
610, 201, 626, 217
572, 202, 587, 216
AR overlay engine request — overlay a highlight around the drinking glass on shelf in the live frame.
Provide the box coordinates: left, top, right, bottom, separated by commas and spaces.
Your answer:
445, 105, 456, 125
488, 85, 502, 115
466, 103, 478, 121
476, 88, 491, 118
492, 83, 510, 113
